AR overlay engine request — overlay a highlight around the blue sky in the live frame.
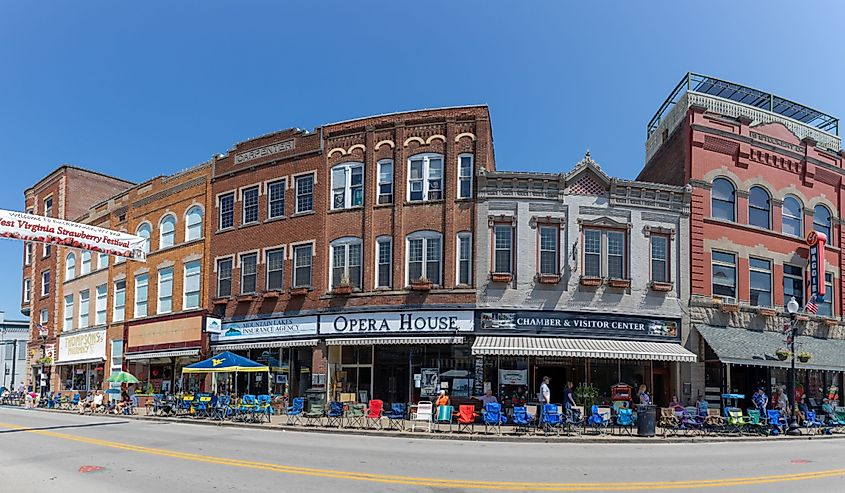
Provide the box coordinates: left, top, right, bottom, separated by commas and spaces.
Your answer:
1, 0, 843, 319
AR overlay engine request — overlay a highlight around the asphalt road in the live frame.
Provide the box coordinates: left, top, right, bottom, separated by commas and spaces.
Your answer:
0, 407, 843, 492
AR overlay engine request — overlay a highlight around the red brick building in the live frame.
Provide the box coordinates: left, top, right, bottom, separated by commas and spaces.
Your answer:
638, 73, 845, 407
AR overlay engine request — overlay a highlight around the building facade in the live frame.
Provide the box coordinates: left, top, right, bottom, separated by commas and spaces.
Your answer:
1, 316, 29, 390
474, 153, 694, 407
638, 73, 845, 407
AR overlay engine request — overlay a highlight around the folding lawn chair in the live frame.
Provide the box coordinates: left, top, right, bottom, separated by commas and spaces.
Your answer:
384, 403, 407, 431
366, 400, 384, 429
615, 407, 635, 435
345, 403, 367, 428
541, 404, 562, 436
303, 401, 325, 426
325, 402, 344, 428
482, 403, 507, 435
511, 406, 534, 434
435, 404, 453, 432
410, 401, 433, 432
767, 409, 787, 435
456, 404, 477, 434
255, 395, 273, 423
286, 397, 305, 425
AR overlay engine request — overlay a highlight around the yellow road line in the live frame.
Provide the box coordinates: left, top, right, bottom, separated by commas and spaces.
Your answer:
0, 421, 843, 491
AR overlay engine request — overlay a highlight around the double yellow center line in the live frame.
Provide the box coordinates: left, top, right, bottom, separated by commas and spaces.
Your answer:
0, 421, 842, 490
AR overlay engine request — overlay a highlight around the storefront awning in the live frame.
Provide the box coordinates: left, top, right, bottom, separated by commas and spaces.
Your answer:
125, 349, 200, 361
471, 336, 697, 362
697, 325, 845, 372
55, 357, 106, 366
326, 336, 465, 346
212, 339, 319, 351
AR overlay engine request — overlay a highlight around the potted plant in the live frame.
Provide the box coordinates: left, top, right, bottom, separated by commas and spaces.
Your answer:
775, 348, 790, 361
574, 382, 599, 410
410, 276, 433, 291
797, 351, 811, 363
332, 275, 353, 295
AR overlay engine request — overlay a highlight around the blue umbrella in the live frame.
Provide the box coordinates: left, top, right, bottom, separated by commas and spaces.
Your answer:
182, 351, 269, 374
104, 388, 121, 395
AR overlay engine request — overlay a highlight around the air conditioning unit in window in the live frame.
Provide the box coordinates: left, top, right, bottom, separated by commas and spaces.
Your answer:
713, 295, 739, 313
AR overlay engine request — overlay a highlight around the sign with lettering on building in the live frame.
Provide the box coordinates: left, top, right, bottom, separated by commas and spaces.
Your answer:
319, 311, 474, 335
807, 230, 827, 298
234, 140, 295, 165
211, 315, 318, 343
58, 329, 107, 363
477, 310, 680, 341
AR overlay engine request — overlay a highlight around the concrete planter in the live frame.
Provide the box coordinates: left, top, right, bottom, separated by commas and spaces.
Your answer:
579, 276, 602, 287
607, 278, 631, 289
490, 272, 513, 283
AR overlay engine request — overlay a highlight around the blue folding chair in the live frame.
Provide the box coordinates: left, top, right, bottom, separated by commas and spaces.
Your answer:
541, 404, 562, 436
767, 410, 787, 435
511, 406, 534, 434
254, 395, 273, 423
616, 407, 635, 435
588, 405, 610, 435
805, 411, 826, 434
212, 395, 232, 420
482, 403, 507, 435
384, 403, 406, 430
286, 397, 305, 425
325, 401, 344, 428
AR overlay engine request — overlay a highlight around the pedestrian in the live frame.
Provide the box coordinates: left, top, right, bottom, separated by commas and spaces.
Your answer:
776, 387, 789, 418
539, 376, 551, 405
752, 387, 768, 415
563, 381, 576, 413
637, 384, 651, 405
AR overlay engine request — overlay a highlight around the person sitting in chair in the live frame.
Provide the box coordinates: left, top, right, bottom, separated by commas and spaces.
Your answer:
91, 390, 105, 414
435, 390, 450, 411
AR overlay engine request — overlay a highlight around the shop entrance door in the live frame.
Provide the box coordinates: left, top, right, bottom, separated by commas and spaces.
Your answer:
536, 366, 568, 404
653, 370, 668, 406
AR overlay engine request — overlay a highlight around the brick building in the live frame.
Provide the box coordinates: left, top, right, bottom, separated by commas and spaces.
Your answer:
638, 73, 845, 407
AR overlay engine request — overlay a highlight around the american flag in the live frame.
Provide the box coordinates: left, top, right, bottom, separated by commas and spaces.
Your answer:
806, 295, 818, 314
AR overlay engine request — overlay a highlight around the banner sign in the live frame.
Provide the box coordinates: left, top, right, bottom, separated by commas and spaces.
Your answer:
498, 369, 528, 386
807, 231, 827, 298
478, 310, 681, 341
58, 329, 106, 363
211, 315, 318, 343
0, 210, 147, 261
319, 310, 474, 335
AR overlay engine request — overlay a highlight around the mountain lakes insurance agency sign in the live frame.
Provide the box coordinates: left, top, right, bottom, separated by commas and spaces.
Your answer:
320, 310, 474, 335
58, 329, 107, 363
478, 310, 680, 341
211, 315, 318, 343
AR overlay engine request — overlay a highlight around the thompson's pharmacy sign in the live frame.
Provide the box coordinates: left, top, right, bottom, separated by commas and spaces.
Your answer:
478, 310, 680, 341
58, 329, 107, 363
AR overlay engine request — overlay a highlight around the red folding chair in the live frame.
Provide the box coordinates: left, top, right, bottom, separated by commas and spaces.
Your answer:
457, 404, 477, 433
366, 399, 384, 429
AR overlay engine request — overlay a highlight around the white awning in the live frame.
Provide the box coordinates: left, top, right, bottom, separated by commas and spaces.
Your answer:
326, 336, 465, 346
54, 357, 105, 366
125, 349, 200, 361
212, 339, 319, 351
472, 336, 697, 362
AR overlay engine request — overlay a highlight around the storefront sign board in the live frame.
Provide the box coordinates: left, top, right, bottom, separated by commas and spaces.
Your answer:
498, 369, 528, 386
212, 316, 318, 342
128, 317, 203, 348
58, 329, 107, 363
319, 310, 474, 335
478, 310, 681, 340
420, 368, 439, 397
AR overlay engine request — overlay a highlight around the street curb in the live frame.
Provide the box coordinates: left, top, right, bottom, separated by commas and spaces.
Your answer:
9, 406, 845, 444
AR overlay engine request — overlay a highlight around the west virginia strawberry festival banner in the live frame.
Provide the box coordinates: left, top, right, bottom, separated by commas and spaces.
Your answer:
0, 209, 147, 261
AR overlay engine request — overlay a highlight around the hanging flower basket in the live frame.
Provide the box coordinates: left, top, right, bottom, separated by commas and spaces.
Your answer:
797, 352, 811, 363
775, 348, 790, 361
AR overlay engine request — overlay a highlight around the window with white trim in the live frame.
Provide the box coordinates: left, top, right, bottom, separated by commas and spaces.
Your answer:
65, 253, 76, 281
240, 253, 257, 294
81, 251, 91, 275
813, 204, 833, 245
183, 260, 201, 309
160, 215, 176, 248
23, 278, 31, 303
650, 235, 669, 283
43, 197, 53, 217
43, 242, 50, 258
217, 258, 232, 297
41, 271, 50, 296
583, 228, 626, 279
538, 226, 558, 276
186, 206, 203, 241
457, 232, 472, 285
111, 340, 123, 375
97, 252, 108, 271
293, 244, 313, 288
330, 238, 362, 289
25, 243, 32, 265
135, 274, 148, 318
242, 186, 260, 224
113, 280, 125, 323
267, 180, 286, 219
749, 257, 772, 307
782, 195, 803, 237
407, 153, 443, 202
331, 163, 364, 210
783, 265, 804, 308
295, 175, 314, 213
711, 178, 736, 221
266, 248, 284, 291
39, 308, 48, 325
748, 186, 771, 229
711, 251, 736, 300
219, 192, 235, 229
407, 232, 442, 285
63, 295, 73, 331
458, 154, 473, 199
79, 289, 90, 328
376, 237, 392, 288
818, 273, 834, 317
157, 267, 173, 314
95, 284, 107, 325
493, 224, 513, 274
137, 224, 151, 254
377, 160, 393, 205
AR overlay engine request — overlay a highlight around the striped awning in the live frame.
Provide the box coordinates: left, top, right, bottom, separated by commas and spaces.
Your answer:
326, 336, 465, 346
472, 336, 697, 362
212, 339, 319, 351
54, 357, 105, 366
125, 349, 200, 361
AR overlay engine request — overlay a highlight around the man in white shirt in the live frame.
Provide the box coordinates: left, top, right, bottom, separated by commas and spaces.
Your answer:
540, 376, 551, 404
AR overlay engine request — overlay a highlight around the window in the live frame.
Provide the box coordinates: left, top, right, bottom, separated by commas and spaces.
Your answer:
711, 251, 736, 299
183, 260, 201, 309
782, 196, 803, 237
330, 239, 362, 289
43, 243, 51, 257
39, 308, 48, 325
583, 228, 627, 279
240, 253, 257, 294
242, 186, 260, 224
267, 180, 286, 219
135, 274, 148, 318
63, 295, 73, 331
818, 273, 834, 317
265, 249, 284, 291
331, 163, 364, 210
65, 253, 76, 281
407, 232, 442, 285
113, 280, 126, 323
457, 233, 472, 285
711, 178, 736, 221
584, 229, 601, 277
748, 186, 771, 229
749, 258, 772, 307
79, 290, 90, 328
295, 174, 314, 213
538, 226, 558, 276
185, 206, 203, 241
813, 205, 832, 244
458, 154, 473, 199
25, 243, 32, 265
293, 244, 313, 288
377, 160, 393, 205
607, 231, 625, 279
41, 271, 50, 296
95, 284, 107, 325
219, 192, 235, 229
376, 237, 392, 288
217, 258, 233, 297
137, 224, 151, 254
23, 278, 31, 303
111, 340, 123, 375
157, 267, 173, 314
160, 215, 176, 248
783, 265, 804, 308
97, 252, 108, 270
43, 196, 53, 217
650, 235, 670, 283
493, 224, 513, 274
80, 251, 91, 275
407, 153, 443, 202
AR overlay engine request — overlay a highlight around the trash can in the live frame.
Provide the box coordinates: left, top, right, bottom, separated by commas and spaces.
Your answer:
304, 388, 326, 410
637, 404, 656, 437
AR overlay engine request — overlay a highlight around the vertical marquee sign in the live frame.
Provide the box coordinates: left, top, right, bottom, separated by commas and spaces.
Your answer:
807, 230, 827, 299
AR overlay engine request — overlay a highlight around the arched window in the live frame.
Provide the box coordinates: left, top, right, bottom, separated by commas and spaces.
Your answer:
814, 204, 833, 243
782, 195, 803, 237
137, 223, 151, 254
65, 253, 76, 281
748, 186, 771, 229
160, 215, 176, 248
711, 178, 735, 221
406, 231, 442, 285
330, 237, 363, 290
185, 206, 203, 241
81, 251, 91, 275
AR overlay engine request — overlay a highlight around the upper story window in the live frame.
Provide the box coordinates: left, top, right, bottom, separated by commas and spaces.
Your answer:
458, 154, 474, 199
331, 163, 364, 210
25, 243, 32, 265
242, 186, 260, 224
711, 178, 736, 221
748, 186, 771, 229
749, 257, 772, 307
266, 248, 285, 291
583, 228, 626, 279
650, 235, 669, 283
97, 252, 108, 270
240, 253, 258, 294
493, 224, 513, 274
43, 197, 53, 217
79, 289, 90, 328
782, 195, 803, 237
113, 280, 126, 323
457, 232, 472, 285
41, 271, 50, 296
23, 278, 31, 303
219, 192, 235, 229
157, 267, 173, 314
81, 251, 91, 276
135, 273, 149, 318
63, 295, 73, 331
818, 273, 834, 317
216, 258, 233, 297
376, 237, 392, 288
377, 160, 394, 205
95, 284, 107, 325
65, 253, 76, 281
783, 264, 804, 308
711, 251, 736, 300
330, 238, 362, 289
137, 223, 151, 254
267, 179, 286, 219
813, 204, 833, 244
408, 153, 443, 202
538, 225, 558, 276
295, 174, 314, 214
183, 260, 201, 309
407, 231, 442, 285
185, 206, 203, 241
43, 243, 50, 258
293, 244, 313, 288
40, 308, 48, 325
160, 215, 176, 248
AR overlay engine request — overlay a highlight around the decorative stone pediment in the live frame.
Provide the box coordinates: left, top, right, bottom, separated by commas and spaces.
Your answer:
577, 216, 631, 230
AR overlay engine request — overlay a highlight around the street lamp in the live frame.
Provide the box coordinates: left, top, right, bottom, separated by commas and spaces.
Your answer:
786, 297, 800, 434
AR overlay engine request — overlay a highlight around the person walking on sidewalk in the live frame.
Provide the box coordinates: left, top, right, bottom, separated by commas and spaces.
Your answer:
563, 381, 576, 414
540, 376, 551, 404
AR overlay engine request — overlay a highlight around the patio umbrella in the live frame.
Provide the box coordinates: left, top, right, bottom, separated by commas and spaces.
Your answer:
108, 371, 139, 384
104, 388, 121, 395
